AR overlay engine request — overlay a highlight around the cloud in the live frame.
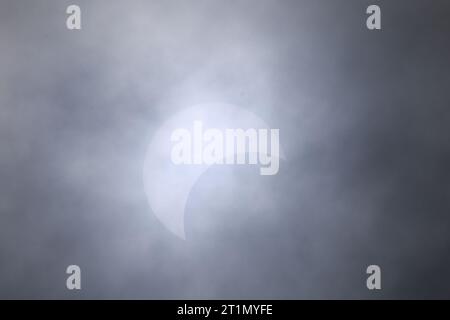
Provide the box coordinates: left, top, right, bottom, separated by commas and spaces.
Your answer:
1, 0, 450, 298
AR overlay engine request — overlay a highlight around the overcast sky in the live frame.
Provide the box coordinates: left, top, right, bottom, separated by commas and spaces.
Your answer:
1, 0, 450, 298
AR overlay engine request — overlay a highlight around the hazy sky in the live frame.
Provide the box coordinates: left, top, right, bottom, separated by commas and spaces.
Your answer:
1, 0, 450, 299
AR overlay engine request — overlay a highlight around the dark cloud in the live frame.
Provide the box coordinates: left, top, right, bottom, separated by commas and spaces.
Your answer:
1, 0, 450, 298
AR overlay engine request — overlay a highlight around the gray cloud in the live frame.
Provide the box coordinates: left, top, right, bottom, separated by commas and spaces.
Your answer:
1, 0, 450, 298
